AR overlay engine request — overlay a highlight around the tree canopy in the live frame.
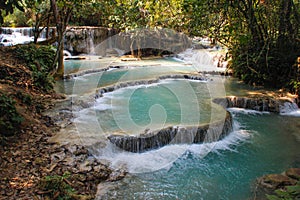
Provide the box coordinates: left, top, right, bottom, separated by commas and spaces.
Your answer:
0, 0, 24, 24
0, 0, 299, 94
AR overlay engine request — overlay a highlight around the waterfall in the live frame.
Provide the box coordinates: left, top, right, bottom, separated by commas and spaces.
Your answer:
108, 28, 113, 49
63, 50, 72, 57
213, 96, 299, 113
279, 101, 300, 116
94, 74, 207, 98
87, 29, 96, 55
1, 27, 54, 44
108, 111, 233, 153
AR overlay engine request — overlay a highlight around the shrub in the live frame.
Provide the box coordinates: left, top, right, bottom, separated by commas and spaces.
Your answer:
15, 44, 56, 92
0, 93, 23, 136
267, 182, 300, 200
39, 172, 75, 200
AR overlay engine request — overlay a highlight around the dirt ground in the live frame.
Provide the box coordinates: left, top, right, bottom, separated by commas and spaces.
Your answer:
0, 47, 122, 200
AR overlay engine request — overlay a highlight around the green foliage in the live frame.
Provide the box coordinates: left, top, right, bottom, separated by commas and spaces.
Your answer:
289, 78, 300, 96
2, 9, 29, 27
39, 172, 75, 200
15, 90, 32, 105
267, 182, 300, 200
15, 44, 56, 92
0, 93, 23, 136
192, 0, 300, 91
0, 0, 24, 25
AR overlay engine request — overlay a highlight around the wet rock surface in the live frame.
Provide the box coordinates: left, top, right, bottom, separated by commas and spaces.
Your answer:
213, 96, 297, 113
255, 168, 300, 198
108, 111, 232, 153
96, 74, 207, 99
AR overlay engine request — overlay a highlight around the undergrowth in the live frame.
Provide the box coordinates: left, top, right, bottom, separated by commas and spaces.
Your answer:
39, 172, 75, 200
15, 44, 56, 92
0, 93, 23, 136
267, 181, 300, 200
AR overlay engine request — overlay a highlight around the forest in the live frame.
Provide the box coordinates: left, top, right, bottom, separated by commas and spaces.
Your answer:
1, 1, 300, 199
1, 0, 299, 95
1, 0, 300, 95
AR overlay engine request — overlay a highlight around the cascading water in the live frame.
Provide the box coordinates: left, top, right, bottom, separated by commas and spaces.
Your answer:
280, 101, 300, 116
54, 48, 300, 199
1, 27, 53, 44
87, 29, 96, 55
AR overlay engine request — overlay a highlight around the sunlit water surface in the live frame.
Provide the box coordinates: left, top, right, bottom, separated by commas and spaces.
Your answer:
56, 56, 300, 199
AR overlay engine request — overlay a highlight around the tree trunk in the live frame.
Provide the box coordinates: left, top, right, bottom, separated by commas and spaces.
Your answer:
53, 29, 64, 79
50, 0, 72, 79
278, 0, 293, 47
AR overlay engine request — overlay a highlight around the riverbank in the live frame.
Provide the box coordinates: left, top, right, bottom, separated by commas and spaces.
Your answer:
1, 45, 299, 199
0, 46, 124, 199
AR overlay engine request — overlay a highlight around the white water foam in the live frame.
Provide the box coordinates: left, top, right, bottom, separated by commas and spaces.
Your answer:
227, 108, 270, 115
99, 78, 205, 99
94, 120, 251, 174
73, 76, 89, 81
93, 103, 113, 111
106, 68, 117, 72
280, 110, 300, 117
280, 102, 300, 117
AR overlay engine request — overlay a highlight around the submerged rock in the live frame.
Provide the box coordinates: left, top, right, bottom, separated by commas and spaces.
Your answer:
108, 111, 232, 153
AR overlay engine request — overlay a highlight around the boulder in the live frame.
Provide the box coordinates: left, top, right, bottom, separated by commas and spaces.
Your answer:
256, 168, 300, 198
285, 168, 300, 180
258, 174, 297, 190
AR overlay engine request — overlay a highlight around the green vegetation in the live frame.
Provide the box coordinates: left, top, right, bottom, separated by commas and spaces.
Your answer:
15, 44, 55, 92
267, 182, 300, 200
0, 93, 23, 136
0, 0, 300, 93
39, 172, 76, 200
15, 90, 33, 105
0, 0, 24, 25
185, 0, 300, 94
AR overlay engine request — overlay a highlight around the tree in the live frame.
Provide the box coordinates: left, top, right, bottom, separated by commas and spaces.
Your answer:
0, 0, 24, 25
25, 0, 52, 43
185, 0, 300, 92
50, 0, 93, 79
50, 0, 71, 79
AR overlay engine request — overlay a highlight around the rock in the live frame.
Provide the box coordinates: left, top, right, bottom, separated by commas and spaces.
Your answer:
285, 168, 300, 180
74, 147, 89, 156
62, 156, 75, 167
78, 161, 92, 173
51, 151, 66, 162
108, 111, 232, 152
256, 169, 300, 198
64, 27, 118, 55
108, 170, 127, 182
213, 96, 296, 113
95, 74, 206, 99
258, 174, 297, 190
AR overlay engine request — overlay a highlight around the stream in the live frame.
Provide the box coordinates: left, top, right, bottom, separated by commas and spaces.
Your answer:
54, 52, 300, 199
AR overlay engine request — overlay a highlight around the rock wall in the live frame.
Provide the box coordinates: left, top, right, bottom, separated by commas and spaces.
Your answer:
64, 27, 191, 56
108, 111, 233, 153
64, 26, 118, 55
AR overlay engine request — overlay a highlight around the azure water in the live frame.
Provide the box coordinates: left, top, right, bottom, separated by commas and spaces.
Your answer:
57, 54, 300, 199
